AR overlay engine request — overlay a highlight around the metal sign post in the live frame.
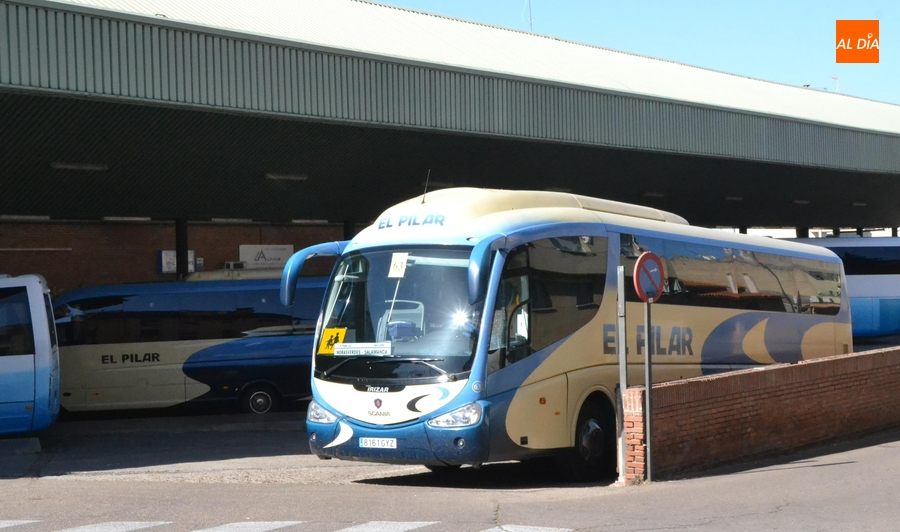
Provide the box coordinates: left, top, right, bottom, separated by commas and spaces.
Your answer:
633, 252, 664, 482
643, 299, 653, 482
616, 265, 627, 485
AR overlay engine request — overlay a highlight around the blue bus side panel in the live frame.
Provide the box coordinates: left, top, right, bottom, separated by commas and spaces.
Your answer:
0, 402, 34, 435
182, 334, 315, 404
852, 298, 877, 337
32, 293, 60, 431
0, 354, 35, 434
0, 354, 35, 403
850, 297, 900, 337
879, 299, 900, 336
29, 362, 59, 432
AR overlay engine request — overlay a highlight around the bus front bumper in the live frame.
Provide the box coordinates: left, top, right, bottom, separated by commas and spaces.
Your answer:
307, 416, 489, 466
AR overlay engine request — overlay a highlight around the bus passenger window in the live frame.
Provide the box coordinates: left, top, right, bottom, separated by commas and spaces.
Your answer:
528, 237, 606, 352
487, 237, 607, 374
618, 234, 842, 315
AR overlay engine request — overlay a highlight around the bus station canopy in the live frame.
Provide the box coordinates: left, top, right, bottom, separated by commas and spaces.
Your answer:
1, 0, 899, 228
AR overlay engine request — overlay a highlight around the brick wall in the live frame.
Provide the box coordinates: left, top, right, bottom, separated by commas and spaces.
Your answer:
0, 221, 345, 296
620, 347, 900, 482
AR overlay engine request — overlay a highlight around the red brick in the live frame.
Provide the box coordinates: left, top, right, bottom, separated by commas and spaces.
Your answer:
1, 221, 343, 295
621, 346, 900, 482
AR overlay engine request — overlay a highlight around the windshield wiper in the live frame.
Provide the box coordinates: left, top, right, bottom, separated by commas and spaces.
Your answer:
321, 354, 420, 378
369, 357, 455, 380
322, 355, 373, 378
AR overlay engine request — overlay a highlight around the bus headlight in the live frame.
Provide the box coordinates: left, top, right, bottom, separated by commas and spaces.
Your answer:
307, 399, 338, 424
426, 403, 482, 428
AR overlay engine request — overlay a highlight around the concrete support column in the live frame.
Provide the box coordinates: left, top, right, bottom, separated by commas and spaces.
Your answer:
176, 218, 189, 280
832, 227, 841, 237
796, 227, 809, 238
343, 221, 356, 240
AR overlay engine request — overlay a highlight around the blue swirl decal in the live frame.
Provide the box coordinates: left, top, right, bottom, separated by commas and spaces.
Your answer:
701, 312, 838, 373
485, 335, 568, 396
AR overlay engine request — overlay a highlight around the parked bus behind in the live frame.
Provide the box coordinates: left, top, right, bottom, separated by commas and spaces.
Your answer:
54, 271, 327, 414
791, 236, 900, 342
0, 274, 60, 435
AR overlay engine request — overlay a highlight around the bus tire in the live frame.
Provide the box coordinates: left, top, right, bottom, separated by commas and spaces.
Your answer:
560, 400, 615, 482
242, 384, 280, 414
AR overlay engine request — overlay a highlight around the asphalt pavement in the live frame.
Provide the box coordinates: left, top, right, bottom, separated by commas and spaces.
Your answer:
2, 411, 900, 530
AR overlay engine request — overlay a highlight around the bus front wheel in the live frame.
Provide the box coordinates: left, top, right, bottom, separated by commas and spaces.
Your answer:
242, 385, 280, 414
560, 400, 614, 482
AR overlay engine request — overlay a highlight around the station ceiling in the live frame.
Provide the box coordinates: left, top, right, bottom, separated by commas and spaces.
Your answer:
2, 91, 898, 230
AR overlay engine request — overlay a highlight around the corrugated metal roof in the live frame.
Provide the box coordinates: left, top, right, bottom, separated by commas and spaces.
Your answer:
47, 0, 900, 136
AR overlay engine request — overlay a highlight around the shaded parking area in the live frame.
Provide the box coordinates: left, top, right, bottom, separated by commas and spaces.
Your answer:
0, 412, 437, 485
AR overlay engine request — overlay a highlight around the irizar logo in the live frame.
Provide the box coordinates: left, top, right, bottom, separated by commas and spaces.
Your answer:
367, 386, 389, 393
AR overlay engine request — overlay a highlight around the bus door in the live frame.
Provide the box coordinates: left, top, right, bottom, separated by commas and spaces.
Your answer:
0, 283, 37, 433
484, 236, 608, 454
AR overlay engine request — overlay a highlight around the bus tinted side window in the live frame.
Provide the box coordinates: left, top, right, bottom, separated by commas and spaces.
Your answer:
489, 236, 608, 373
620, 234, 841, 315
0, 287, 35, 357
55, 288, 299, 346
830, 246, 900, 275
529, 237, 607, 351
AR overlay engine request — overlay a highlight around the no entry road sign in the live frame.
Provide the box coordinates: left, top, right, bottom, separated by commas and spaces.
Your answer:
633, 252, 664, 304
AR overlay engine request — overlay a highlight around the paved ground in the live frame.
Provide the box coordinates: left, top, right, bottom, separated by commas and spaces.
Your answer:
1, 411, 440, 485
1, 411, 899, 530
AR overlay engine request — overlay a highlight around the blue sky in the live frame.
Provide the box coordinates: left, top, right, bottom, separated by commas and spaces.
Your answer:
381, 0, 898, 106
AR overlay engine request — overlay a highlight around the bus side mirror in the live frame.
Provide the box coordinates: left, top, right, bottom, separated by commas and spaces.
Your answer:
468, 236, 502, 305
280, 241, 348, 306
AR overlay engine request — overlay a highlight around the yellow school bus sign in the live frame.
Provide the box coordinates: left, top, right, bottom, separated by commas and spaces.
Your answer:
318, 328, 347, 355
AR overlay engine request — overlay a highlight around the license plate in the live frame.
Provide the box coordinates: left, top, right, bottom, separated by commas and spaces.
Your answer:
359, 437, 397, 449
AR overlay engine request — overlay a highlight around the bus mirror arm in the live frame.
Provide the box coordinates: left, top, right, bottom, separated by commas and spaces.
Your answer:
280, 241, 349, 306
468, 234, 505, 305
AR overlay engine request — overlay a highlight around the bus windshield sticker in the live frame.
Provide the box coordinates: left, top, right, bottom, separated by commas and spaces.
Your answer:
388, 252, 409, 278
334, 342, 393, 357
318, 327, 348, 355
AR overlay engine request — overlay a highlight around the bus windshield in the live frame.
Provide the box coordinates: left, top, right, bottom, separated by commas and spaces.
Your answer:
316, 246, 481, 383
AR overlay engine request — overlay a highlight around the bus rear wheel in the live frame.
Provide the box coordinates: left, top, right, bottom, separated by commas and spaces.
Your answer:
242, 385, 280, 414
560, 400, 615, 482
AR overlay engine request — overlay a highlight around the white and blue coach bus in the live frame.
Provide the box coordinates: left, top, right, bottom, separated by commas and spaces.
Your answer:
0, 274, 60, 435
281, 188, 851, 479
54, 273, 326, 414
791, 237, 900, 341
